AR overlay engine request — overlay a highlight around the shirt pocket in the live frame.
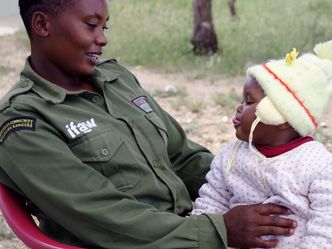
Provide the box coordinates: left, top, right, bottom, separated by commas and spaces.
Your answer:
69, 130, 141, 192
144, 112, 168, 147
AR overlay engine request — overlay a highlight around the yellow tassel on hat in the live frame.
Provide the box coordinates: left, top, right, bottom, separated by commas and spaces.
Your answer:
285, 48, 299, 65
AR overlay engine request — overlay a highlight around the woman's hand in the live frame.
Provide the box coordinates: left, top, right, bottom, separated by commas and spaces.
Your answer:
224, 204, 297, 248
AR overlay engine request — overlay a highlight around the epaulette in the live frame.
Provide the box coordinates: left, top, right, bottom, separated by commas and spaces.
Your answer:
0, 78, 33, 112
97, 58, 118, 66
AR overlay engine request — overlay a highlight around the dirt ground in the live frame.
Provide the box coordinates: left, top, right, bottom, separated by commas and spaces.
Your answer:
1, 33, 332, 248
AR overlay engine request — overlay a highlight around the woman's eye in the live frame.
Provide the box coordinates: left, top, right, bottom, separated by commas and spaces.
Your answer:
87, 23, 97, 29
103, 26, 109, 30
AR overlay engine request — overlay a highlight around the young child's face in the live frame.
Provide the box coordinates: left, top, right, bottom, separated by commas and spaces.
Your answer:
42, 0, 109, 78
233, 76, 278, 145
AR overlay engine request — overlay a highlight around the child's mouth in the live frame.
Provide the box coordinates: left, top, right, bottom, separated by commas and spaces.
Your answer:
232, 117, 240, 127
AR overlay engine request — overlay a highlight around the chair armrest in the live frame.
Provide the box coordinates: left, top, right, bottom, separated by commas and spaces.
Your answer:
0, 184, 84, 249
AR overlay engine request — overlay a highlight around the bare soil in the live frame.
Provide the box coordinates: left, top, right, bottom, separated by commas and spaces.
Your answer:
0, 33, 332, 248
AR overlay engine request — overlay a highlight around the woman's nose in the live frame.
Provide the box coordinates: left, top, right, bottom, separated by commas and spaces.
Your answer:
96, 32, 108, 47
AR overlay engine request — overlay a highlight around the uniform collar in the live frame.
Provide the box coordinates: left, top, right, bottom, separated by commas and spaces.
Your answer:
93, 60, 120, 83
21, 57, 119, 104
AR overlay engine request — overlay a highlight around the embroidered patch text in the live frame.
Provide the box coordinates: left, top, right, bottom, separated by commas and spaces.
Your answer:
0, 116, 36, 145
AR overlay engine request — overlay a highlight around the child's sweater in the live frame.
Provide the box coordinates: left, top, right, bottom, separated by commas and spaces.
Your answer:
192, 140, 332, 249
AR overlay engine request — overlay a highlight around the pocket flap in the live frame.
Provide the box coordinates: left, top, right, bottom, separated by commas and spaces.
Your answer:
70, 132, 123, 162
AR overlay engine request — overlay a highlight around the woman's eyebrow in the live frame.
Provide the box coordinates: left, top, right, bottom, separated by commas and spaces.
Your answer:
86, 13, 110, 22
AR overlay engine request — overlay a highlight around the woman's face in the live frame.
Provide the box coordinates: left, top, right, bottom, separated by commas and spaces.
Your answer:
233, 76, 280, 145
45, 0, 109, 78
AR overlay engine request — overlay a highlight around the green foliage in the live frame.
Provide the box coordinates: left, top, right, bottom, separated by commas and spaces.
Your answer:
213, 88, 241, 110
106, 0, 332, 75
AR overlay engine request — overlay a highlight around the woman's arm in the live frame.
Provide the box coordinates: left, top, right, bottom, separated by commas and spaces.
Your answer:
0, 106, 226, 249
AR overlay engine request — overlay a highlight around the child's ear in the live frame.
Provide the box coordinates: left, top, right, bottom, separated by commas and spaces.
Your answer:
31, 11, 50, 37
277, 122, 291, 130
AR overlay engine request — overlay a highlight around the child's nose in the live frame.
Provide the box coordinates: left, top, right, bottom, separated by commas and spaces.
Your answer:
236, 104, 243, 113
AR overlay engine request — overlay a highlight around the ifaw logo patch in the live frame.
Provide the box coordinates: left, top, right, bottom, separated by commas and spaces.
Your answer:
65, 118, 97, 138
0, 116, 36, 145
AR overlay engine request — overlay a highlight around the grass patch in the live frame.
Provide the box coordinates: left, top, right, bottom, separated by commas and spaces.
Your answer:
185, 99, 204, 113
152, 85, 187, 98
106, 0, 332, 75
13, 1, 332, 76
213, 88, 241, 110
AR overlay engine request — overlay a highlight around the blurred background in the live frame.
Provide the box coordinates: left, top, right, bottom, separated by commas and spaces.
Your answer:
2, 0, 332, 75
105, 0, 332, 75
0, 1, 21, 35
0, 1, 332, 248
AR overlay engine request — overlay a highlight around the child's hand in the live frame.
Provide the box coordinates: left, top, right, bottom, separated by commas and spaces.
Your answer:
223, 204, 297, 248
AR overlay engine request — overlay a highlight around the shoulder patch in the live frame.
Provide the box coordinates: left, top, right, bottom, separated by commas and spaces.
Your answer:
132, 96, 153, 113
0, 116, 36, 145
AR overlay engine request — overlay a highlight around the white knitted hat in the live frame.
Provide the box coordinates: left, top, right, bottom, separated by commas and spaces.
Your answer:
247, 40, 332, 136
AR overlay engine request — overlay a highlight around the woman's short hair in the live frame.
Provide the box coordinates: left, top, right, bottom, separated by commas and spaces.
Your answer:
18, 0, 73, 36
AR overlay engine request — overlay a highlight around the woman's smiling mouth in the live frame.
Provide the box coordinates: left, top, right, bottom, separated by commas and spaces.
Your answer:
86, 53, 100, 65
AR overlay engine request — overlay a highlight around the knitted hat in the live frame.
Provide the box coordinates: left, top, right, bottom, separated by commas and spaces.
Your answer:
247, 40, 332, 136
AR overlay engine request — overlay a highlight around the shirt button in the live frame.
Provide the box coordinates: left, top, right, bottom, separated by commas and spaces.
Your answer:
101, 148, 109, 156
153, 163, 159, 168
20, 82, 29, 88
91, 95, 100, 103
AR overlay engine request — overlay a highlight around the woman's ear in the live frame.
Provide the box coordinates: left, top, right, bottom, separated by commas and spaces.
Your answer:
31, 11, 50, 37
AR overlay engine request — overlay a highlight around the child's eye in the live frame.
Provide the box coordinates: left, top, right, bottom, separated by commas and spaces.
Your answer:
245, 99, 254, 105
103, 26, 109, 30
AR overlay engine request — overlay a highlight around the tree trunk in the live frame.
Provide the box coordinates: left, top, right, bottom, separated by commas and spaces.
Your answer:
192, 0, 218, 55
228, 0, 238, 19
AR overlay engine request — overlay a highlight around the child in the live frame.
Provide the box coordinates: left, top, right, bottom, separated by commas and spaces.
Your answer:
192, 40, 332, 248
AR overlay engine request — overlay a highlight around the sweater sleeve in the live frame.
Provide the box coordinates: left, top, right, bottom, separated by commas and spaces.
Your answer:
192, 147, 232, 215
300, 164, 332, 248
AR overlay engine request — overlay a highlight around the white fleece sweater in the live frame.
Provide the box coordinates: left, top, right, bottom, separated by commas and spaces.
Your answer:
192, 140, 332, 249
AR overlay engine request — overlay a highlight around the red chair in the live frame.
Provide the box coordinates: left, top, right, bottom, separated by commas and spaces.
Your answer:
0, 184, 84, 249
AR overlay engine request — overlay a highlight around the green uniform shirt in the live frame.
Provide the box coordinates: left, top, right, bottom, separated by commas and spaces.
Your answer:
0, 58, 227, 249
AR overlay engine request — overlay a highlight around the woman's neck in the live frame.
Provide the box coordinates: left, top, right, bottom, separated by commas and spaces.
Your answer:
29, 53, 98, 93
